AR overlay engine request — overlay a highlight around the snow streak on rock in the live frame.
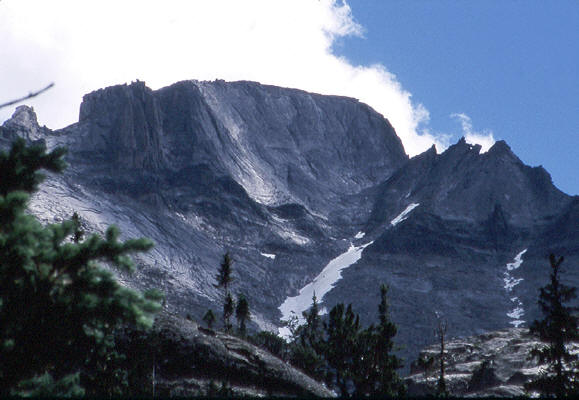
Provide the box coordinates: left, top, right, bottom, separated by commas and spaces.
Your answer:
391, 203, 420, 226
354, 231, 365, 239
503, 249, 527, 327
261, 253, 276, 260
278, 240, 373, 339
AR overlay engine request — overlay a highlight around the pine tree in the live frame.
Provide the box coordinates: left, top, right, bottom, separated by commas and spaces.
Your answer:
300, 292, 322, 349
436, 318, 448, 396
235, 294, 251, 335
367, 284, 405, 396
223, 292, 235, 332
71, 211, 84, 243
526, 254, 579, 397
323, 303, 361, 396
203, 309, 216, 329
351, 285, 405, 397
214, 252, 233, 292
215, 252, 235, 331
0, 139, 162, 395
290, 293, 325, 381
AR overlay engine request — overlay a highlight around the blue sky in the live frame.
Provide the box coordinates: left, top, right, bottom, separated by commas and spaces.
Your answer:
1, 0, 577, 194
339, 1, 578, 195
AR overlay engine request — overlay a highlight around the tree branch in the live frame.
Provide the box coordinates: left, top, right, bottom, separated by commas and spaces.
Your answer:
0, 83, 54, 110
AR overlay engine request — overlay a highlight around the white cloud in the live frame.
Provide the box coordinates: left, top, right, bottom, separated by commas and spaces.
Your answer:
451, 113, 495, 153
1, 0, 445, 156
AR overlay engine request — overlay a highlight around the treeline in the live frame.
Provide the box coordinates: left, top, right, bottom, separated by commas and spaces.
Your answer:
205, 249, 404, 397
1, 139, 578, 397
254, 287, 405, 397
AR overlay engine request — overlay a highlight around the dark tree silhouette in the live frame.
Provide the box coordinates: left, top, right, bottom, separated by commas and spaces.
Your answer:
203, 309, 216, 329
366, 285, 405, 396
0, 139, 162, 396
323, 303, 361, 396
235, 294, 250, 335
223, 292, 235, 333
435, 317, 448, 396
214, 252, 235, 331
526, 254, 579, 397
71, 212, 84, 243
214, 252, 233, 292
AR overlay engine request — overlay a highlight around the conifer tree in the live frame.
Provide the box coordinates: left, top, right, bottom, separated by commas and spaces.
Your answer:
223, 292, 235, 332
203, 309, 216, 329
0, 138, 162, 395
235, 294, 251, 335
526, 254, 579, 397
300, 292, 322, 349
71, 211, 84, 243
323, 303, 361, 396
367, 285, 405, 396
290, 293, 325, 381
214, 252, 233, 292
350, 285, 405, 397
436, 318, 448, 396
215, 252, 235, 331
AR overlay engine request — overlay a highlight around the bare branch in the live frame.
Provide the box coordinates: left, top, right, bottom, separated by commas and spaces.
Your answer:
0, 83, 55, 110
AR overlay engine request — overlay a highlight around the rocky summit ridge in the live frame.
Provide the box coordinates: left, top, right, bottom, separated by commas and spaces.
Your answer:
1, 80, 577, 375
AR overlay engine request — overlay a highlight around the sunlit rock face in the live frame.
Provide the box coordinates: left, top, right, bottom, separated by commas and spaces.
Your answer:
0, 105, 51, 142
1, 79, 577, 374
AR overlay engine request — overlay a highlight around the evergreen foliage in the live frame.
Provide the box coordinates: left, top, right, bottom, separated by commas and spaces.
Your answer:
0, 138, 162, 395
71, 211, 84, 243
235, 294, 251, 335
285, 286, 405, 397
203, 309, 216, 329
214, 252, 233, 291
290, 293, 326, 381
526, 254, 579, 397
299, 292, 322, 350
356, 285, 405, 397
215, 252, 235, 331
223, 292, 235, 332
436, 318, 448, 396
249, 331, 288, 360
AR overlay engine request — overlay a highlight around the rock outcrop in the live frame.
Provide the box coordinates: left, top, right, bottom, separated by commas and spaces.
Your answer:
406, 327, 579, 397
117, 312, 335, 398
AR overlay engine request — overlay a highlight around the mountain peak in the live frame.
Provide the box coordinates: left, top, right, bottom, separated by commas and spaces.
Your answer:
77, 80, 164, 170
1, 105, 47, 141
487, 140, 516, 158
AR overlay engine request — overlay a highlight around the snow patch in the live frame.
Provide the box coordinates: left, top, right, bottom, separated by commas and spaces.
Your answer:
503, 249, 527, 327
503, 276, 524, 292
278, 241, 373, 339
506, 249, 527, 271
391, 203, 420, 226
354, 231, 365, 239
507, 307, 524, 320
261, 252, 276, 260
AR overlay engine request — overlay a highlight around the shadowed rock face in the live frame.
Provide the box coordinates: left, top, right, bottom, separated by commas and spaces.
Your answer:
406, 327, 579, 397
1, 79, 577, 378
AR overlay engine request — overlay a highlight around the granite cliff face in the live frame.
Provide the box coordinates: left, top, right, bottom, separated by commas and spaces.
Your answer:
1, 80, 577, 375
